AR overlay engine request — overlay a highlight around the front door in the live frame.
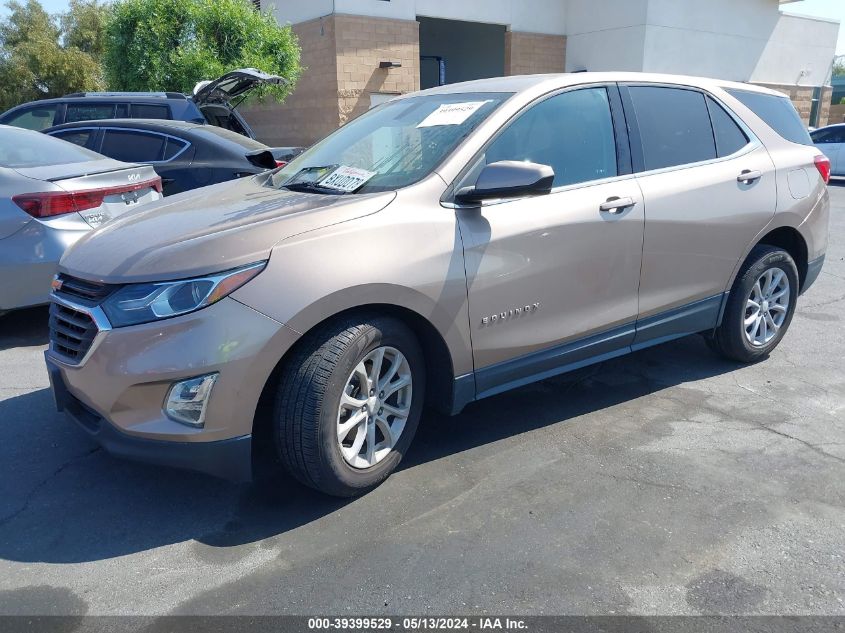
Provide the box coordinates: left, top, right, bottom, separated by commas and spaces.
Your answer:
455, 86, 645, 398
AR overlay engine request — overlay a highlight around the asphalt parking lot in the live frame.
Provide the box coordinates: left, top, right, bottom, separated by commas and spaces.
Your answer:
0, 185, 843, 618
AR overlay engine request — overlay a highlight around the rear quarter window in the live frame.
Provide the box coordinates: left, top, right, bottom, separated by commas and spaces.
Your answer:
726, 89, 812, 146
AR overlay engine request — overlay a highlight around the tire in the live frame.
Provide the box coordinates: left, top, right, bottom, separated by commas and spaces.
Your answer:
274, 314, 425, 497
708, 245, 799, 363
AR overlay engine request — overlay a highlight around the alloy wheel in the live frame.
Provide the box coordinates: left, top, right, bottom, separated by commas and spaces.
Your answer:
744, 267, 790, 347
336, 346, 413, 469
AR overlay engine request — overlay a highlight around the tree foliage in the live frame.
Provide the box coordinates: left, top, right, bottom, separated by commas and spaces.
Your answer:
103, 0, 300, 100
0, 0, 107, 111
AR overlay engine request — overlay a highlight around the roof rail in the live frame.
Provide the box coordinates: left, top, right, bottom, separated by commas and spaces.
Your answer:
62, 91, 187, 99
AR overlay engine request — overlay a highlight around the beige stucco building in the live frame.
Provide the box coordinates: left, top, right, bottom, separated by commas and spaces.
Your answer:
245, 0, 840, 146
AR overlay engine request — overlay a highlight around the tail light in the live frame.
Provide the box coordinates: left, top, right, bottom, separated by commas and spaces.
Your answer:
13, 176, 163, 219
275, 160, 287, 168
814, 155, 831, 185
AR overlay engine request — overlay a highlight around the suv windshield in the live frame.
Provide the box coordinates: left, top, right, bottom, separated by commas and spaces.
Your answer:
272, 92, 511, 194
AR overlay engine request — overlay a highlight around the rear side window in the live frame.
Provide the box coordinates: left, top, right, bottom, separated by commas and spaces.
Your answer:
66, 103, 116, 123
51, 129, 97, 149
162, 138, 189, 160
100, 130, 167, 162
484, 87, 618, 187
726, 89, 812, 146
132, 104, 170, 119
706, 97, 749, 157
2, 105, 59, 130
628, 86, 716, 170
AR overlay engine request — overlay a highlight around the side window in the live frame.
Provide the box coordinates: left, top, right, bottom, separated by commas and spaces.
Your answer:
100, 130, 167, 162
50, 129, 96, 149
162, 138, 189, 160
628, 86, 716, 170
131, 104, 170, 119
2, 105, 59, 130
811, 127, 845, 144
484, 87, 618, 187
706, 97, 749, 157
115, 104, 129, 118
726, 89, 813, 146
65, 103, 117, 123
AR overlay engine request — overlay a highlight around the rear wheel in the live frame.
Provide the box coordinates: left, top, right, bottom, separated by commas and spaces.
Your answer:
708, 245, 798, 363
274, 315, 425, 497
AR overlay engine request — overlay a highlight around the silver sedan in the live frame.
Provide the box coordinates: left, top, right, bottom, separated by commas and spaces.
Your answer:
0, 125, 162, 313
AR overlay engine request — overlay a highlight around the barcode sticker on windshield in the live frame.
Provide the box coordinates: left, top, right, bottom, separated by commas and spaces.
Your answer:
319, 165, 377, 192
417, 101, 490, 128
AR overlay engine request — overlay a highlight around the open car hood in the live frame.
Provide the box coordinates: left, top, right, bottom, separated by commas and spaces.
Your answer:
192, 68, 287, 108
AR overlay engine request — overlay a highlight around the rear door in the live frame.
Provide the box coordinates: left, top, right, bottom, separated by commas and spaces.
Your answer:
621, 84, 777, 345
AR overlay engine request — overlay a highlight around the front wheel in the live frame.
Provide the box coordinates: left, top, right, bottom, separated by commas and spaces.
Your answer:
274, 315, 425, 497
708, 245, 799, 363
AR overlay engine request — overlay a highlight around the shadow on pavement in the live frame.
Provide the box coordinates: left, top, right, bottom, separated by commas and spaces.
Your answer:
0, 306, 49, 351
0, 331, 746, 565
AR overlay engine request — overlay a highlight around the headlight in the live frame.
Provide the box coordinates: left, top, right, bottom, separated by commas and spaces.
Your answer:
102, 261, 266, 327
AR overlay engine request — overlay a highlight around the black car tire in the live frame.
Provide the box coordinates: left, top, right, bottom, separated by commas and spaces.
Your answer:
708, 245, 799, 363
274, 314, 425, 497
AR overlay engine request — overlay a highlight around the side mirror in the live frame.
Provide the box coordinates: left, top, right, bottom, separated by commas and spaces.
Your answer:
455, 160, 554, 204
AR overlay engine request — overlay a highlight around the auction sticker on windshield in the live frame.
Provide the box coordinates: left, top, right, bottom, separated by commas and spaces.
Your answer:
319, 165, 378, 192
417, 101, 491, 128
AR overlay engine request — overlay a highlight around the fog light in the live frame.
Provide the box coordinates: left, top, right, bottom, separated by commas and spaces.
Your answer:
165, 373, 218, 427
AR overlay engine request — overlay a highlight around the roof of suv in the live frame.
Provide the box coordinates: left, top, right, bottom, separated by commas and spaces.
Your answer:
409, 72, 788, 98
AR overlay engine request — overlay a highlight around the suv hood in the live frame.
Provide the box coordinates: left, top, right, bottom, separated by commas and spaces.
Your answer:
59, 175, 396, 284
192, 68, 287, 109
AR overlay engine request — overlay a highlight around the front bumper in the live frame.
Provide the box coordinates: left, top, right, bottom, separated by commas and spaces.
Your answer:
48, 355, 253, 481
45, 295, 300, 480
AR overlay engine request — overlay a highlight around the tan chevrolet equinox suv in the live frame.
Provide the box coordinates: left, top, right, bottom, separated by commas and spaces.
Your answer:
45, 73, 830, 496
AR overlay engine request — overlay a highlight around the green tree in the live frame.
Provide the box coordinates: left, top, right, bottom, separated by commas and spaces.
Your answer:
833, 61, 845, 77
61, 0, 109, 57
0, 0, 105, 111
103, 0, 300, 100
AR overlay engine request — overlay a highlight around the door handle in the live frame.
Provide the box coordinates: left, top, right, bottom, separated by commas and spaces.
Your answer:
737, 169, 762, 183
600, 196, 634, 213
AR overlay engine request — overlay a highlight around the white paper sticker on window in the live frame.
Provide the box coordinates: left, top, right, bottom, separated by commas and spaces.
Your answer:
417, 101, 491, 128
319, 165, 378, 192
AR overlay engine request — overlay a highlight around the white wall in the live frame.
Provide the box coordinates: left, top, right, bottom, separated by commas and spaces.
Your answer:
750, 13, 839, 85
264, 0, 335, 24
564, 0, 648, 72
269, 0, 567, 34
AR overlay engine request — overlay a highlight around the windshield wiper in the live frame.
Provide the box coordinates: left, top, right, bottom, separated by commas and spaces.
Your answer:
283, 182, 347, 195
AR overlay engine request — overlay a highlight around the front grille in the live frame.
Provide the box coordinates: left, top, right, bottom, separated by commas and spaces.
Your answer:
49, 302, 98, 364
55, 274, 114, 304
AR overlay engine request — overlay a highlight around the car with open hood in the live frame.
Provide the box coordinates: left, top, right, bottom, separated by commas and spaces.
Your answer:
0, 68, 284, 140
45, 73, 830, 497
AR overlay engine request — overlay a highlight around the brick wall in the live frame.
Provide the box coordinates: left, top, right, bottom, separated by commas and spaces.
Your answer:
335, 15, 420, 127
240, 14, 419, 147
504, 31, 566, 76
829, 103, 845, 125
751, 82, 833, 127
